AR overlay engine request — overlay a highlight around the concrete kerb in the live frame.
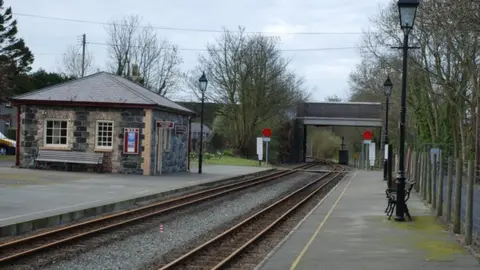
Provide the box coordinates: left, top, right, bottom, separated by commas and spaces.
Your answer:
0, 168, 277, 238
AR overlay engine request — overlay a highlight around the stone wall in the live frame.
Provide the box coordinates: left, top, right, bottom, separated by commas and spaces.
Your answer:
150, 110, 190, 174
19, 105, 146, 174
117, 109, 146, 174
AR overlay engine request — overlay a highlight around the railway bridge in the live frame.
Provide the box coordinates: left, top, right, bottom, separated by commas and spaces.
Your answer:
291, 102, 382, 164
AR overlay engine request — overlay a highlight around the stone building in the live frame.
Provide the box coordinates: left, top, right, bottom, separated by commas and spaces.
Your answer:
11, 72, 195, 175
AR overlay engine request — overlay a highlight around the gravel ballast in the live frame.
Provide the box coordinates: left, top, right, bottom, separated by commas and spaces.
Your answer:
17, 170, 324, 270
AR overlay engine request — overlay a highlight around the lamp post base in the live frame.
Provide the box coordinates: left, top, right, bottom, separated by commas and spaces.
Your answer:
383, 159, 387, 181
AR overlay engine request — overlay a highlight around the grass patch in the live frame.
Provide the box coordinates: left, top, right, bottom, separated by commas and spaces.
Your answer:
191, 156, 268, 167
0, 155, 15, 162
384, 215, 467, 261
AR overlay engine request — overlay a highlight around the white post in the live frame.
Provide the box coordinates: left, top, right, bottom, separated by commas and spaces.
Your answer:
256, 137, 263, 166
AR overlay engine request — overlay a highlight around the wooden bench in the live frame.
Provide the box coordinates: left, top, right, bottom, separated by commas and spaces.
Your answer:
384, 179, 416, 220
34, 150, 104, 173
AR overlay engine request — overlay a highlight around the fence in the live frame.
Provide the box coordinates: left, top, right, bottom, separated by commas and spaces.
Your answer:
402, 150, 478, 246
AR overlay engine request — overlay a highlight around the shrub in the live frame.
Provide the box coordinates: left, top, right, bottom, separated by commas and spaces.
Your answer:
223, 149, 234, 156
7, 128, 16, 140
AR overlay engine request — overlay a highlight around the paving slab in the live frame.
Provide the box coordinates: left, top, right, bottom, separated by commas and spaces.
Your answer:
0, 164, 270, 229
258, 170, 479, 270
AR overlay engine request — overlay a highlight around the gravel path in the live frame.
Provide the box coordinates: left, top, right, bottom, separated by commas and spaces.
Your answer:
34, 171, 322, 270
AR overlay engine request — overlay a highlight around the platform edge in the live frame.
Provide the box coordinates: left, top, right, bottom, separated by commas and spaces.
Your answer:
0, 168, 277, 238
253, 170, 353, 270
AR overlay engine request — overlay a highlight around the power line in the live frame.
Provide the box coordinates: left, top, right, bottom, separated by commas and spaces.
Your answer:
87, 41, 364, 52
13, 12, 364, 35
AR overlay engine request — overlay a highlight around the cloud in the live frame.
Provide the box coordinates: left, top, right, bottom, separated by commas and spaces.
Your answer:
8, 0, 388, 101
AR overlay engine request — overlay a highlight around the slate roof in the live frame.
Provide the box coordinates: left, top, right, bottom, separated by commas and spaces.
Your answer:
12, 72, 194, 115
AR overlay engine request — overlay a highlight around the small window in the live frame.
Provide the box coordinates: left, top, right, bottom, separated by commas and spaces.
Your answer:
96, 121, 114, 149
5, 102, 12, 108
5, 120, 10, 127
45, 120, 68, 146
162, 128, 172, 151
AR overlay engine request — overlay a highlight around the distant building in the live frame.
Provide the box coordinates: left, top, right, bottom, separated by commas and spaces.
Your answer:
189, 123, 211, 152
0, 102, 17, 136
190, 123, 211, 139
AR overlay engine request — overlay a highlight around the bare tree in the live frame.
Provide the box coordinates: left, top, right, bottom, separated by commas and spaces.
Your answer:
105, 16, 183, 96
325, 95, 342, 102
132, 26, 160, 84
348, 0, 480, 160
61, 45, 94, 78
150, 41, 182, 96
106, 15, 140, 76
197, 27, 308, 156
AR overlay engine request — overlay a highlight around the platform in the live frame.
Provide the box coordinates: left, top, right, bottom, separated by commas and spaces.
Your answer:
258, 170, 479, 270
0, 164, 272, 236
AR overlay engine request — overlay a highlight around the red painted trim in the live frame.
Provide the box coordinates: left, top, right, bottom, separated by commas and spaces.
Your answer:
15, 105, 20, 166
11, 100, 196, 116
123, 128, 140, 155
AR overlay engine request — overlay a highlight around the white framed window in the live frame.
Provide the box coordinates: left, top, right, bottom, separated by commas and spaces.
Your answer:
96, 120, 114, 149
5, 101, 12, 108
163, 128, 172, 151
5, 120, 10, 127
45, 119, 68, 146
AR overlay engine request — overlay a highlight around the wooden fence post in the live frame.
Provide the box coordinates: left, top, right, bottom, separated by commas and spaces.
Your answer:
453, 158, 463, 234
436, 151, 444, 216
411, 151, 416, 181
445, 156, 454, 223
422, 152, 428, 200
432, 154, 438, 210
465, 159, 474, 245
427, 153, 432, 204
415, 151, 420, 191
432, 153, 438, 209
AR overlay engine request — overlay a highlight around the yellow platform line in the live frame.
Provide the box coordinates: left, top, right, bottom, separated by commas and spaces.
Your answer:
289, 171, 356, 270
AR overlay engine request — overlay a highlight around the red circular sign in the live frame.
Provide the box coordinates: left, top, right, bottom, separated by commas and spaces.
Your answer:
262, 128, 272, 137
363, 130, 373, 140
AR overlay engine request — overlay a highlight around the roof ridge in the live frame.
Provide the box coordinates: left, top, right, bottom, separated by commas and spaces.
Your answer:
12, 72, 105, 100
107, 74, 195, 113
104, 73, 158, 105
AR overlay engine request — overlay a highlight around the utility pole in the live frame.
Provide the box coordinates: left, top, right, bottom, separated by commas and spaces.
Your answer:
81, 34, 86, 77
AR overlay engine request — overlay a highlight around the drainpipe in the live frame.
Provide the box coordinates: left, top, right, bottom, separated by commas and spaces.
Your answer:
187, 116, 192, 171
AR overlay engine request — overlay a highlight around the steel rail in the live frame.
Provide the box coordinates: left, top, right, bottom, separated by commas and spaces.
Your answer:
0, 162, 317, 264
158, 164, 345, 270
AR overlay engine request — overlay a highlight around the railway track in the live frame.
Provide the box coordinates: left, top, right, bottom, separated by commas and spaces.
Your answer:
157, 164, 347, 270
0, 162, 319, 266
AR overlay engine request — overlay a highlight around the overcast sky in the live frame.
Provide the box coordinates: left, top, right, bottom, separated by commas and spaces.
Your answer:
8, 0, 388, 102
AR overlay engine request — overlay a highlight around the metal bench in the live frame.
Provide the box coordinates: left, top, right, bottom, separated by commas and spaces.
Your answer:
34, 150, 104, 173
384, 179, 416, 221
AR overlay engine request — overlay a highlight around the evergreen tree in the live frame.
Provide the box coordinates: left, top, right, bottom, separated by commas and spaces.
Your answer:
0, 1, 34, 101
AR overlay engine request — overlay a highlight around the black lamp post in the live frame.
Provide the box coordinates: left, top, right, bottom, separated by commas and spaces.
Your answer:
383, 76, 393, 187
395, 0, 419, 222
198, 72, 208, 174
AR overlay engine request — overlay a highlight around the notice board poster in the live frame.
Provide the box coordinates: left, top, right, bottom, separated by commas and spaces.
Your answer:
123, 128, 139, 154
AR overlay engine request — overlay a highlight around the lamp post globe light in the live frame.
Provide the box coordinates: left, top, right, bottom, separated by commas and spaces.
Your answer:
395, 0, 419, 222
383, 76, 393, 187
198, 72, 208, 174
